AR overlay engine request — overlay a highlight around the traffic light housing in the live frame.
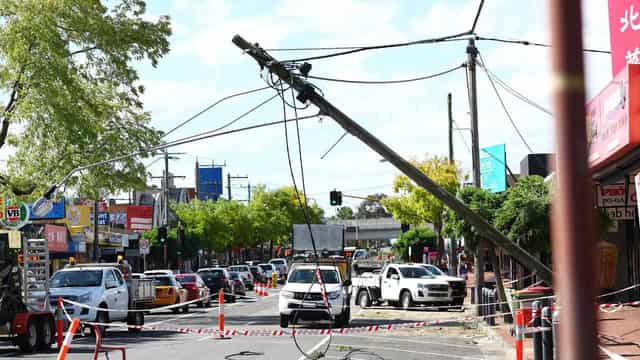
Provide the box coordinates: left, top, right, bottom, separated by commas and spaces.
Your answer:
158, 226, 167, 244
330, 190, 342, 206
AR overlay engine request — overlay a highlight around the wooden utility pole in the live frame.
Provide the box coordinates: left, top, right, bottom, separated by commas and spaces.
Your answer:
232, 35, 552, 283
448, 93, 454, 164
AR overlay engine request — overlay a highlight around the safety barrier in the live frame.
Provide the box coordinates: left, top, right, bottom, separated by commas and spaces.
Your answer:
56, 318, 80, 360
92, 325, 126, 360
218, 289, 224, 332
56, 297, 65, 349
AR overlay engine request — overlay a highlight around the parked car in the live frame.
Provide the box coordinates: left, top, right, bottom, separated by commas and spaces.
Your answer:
258, 263, 276, 281
249, 266, 267, 283
175, 274, 211, 308
196, 267, 235, 303
245, 260, 261, 266
146, 274, 189, 313
269, 258, 288, 281
228, 265, 254, 290
228, 272, 247, 296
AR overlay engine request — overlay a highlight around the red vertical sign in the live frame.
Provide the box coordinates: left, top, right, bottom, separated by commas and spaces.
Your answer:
609, 1, 640, 75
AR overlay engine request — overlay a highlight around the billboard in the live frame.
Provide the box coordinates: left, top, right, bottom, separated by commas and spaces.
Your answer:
480, 144, 507, 193
196, 165, 223, 201
292, 224, 344, 252
587, 65, 640, 169
127, 205, 153, 231
29, 198, 66, 220
45, 224, 68, 253
608, 1, 640, 76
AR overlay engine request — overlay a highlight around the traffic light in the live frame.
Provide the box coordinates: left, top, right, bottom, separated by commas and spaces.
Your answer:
158, 226, 167, 244
330, 190, 342, 206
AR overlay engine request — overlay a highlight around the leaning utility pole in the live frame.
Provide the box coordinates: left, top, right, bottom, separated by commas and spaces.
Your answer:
467, 38, 485, 316
448, 93, 454, 164
447, 93, 458, 278
549, 0, 597, 358
232, 35, 552, 284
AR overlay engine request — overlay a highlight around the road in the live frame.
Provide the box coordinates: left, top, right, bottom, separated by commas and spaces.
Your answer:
1, 289, 505, 359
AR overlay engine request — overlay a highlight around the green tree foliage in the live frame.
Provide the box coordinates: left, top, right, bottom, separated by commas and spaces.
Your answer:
393, 226, 437, 261
356, 193, 391, 218
444, 186, 505, 252
0, 0, 171, 198
494, 176, 551, 253
383, 156, 459, 255
334, 206, 354, 220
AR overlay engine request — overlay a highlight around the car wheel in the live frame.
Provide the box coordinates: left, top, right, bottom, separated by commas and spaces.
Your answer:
401, 291, 413, 310
127, 311, 144, 333
183, 302, 190, 313
280, 314, 289, 328
17, 319, 38, 353
92, 308, 109, 337
172, 299, 181, 314
358, 291, 370, 308
36, 317, 54, 350
198, 300, 204, 308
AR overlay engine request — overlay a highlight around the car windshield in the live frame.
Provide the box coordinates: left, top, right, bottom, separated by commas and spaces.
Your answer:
50, 270, 103, 288
399, 267, 432, 279
423, 265, 445, 276
229, 266, 247, 272
177, 275, 196, 283
288, 269, 340, 284
259, 265, 272, 271
200, 272, 224, 284
250, 267, 259, 272
229, 272, 240, 280
151, 276, 173, 286
270, 260, 285, 265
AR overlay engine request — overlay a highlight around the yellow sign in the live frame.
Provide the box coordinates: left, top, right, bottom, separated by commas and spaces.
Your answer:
65, 205, 91, 234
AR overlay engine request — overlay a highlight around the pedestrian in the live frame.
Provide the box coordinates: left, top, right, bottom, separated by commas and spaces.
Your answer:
459, 262, 469, 280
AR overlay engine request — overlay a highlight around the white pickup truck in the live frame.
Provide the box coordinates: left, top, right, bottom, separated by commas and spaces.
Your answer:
49, 264, 154, 334
352, 264, 451, 310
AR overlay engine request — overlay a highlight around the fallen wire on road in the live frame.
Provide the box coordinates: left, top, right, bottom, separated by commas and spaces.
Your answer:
224, 351, 265, 359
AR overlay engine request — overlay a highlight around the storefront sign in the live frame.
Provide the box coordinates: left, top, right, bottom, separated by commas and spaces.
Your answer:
605, 207, 636, 220
1, 199, 30, 230
609, 1, 640, 75
597, 183, 637, 207
28, 198, 66, 220
587, 65, 640, 169
44, 224, 68, 253
127, 206, 153, 231
90, 212, 110, 226
65, 205, 91, 234
480, 144, 507, 193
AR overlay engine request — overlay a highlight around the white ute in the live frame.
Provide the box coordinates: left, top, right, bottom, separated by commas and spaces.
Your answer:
353, 264, 451, 310
278, 264, 351, 328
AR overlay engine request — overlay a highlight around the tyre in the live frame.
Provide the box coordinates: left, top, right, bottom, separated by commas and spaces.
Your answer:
280, 314, 289, 328
16, 319, 38, 353
228, 295, 236, 304
127, 311, 144, 333
358, 290, 370, 308
92, 308, 109, 337
401, 290, 413, 310
172, 299, 181, 314
198, 300, 204, 308
36, 317, 54, 350
182, 303, 190, 313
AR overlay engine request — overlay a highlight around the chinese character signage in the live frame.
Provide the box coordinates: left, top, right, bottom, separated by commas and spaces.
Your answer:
44, 224, 68, 253
127, 206, 153, 231
480, 144, 507, 193
609, 1, 640, 75
587, 64, 640, 169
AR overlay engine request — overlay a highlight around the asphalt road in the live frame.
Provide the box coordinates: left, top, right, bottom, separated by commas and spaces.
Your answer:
1, 289, 502, 360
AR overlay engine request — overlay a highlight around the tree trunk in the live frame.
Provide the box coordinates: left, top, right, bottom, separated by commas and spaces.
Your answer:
435, 222, 444, 264
474, 240, 485, 317
450, 237, 458, 276
489, 243, 511, 322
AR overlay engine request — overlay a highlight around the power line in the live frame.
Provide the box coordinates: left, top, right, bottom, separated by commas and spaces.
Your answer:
305, 64, 464, 85
478, 52, 533, 153
161, 86, 271, 138
475, 35, 611, 54
480, 65, 552, 116
265, 37, 470, 52
452, 118, 472, 154
320, 131, 348, 160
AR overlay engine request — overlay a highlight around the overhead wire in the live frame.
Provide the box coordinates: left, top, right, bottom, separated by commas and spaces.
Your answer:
480, 66, 552, 116
475, 35, 611, 54
304, 64, 464, 85
478, 52, 533, 153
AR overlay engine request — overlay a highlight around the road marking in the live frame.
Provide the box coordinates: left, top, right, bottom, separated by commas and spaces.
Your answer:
332, 343, 484, 359
341, 334, 477, 349
297, 335, 331, 360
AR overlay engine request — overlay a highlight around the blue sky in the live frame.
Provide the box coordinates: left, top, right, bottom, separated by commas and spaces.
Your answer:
135, 0, 612, 215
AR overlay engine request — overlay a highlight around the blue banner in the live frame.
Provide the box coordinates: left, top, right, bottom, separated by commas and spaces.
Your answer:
196, 166, 223, 201
480, 144, 507, 193
28, 198, 66, 220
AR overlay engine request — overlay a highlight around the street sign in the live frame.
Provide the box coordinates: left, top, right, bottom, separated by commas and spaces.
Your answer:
140, 239, 150, 255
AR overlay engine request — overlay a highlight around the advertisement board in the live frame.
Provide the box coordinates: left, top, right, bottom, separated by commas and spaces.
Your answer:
596, 183, 637, 207
127, 206, 153, 231
292, 224, 344, 252
28, 198, 66, 220
608, 1, 640, 75
196, 166, 223, 201
45, 224, 68, 253
587, 65, 640, 169
65, 205, 91, 234
480, 144, 507, 193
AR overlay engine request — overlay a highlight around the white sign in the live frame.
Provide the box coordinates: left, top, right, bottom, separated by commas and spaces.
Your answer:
605, 207, 636, 220
597, 183, 637, 207
140, 239, 150, 255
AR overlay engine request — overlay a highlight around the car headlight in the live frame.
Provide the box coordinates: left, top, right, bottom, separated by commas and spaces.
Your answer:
327, 291, 341, 300
78, 293, 92, 303
280, 290, 294, 298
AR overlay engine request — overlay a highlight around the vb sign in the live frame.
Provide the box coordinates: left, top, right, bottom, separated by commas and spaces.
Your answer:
1, 199, 30, 229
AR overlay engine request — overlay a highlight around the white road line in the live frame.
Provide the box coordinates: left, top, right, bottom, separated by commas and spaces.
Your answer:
332, 343, 485, 360
341, 334, 477, 349
297, 335, 331, 360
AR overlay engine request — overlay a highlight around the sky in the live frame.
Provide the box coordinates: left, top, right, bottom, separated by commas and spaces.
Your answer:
133, 0, 613, 216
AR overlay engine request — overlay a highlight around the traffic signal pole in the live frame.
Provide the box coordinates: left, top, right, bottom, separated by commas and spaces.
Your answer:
232, 35, 553, 283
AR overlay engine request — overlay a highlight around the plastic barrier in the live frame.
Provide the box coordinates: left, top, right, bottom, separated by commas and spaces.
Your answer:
515, 309, 525, 360
92, 325, 126, 360
56, 318, 80, 360
218, 289, 225, 332
56, 297, 64, 349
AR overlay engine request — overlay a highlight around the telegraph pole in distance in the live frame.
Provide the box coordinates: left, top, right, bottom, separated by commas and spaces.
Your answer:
448, 93, 454, 164
447, 93, 458, 277
467, 38, 484, 316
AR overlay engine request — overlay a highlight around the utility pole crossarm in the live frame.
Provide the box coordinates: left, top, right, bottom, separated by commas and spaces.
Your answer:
232, 35, 552, 283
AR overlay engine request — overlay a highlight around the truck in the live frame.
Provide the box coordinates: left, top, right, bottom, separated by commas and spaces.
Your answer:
50, 262, 155, 335
0, 237, 56, 353
352, 263, 453, 310
346, 247, 384, 275
278, 258, 352, 328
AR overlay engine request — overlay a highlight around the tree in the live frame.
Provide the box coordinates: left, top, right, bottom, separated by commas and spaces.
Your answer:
494, 176, 551, 253
335, 206, 354, 220
393, 227, 437, 262
356, 193, 391, 219
383, 156, 459, 257
0, 0, 171, 198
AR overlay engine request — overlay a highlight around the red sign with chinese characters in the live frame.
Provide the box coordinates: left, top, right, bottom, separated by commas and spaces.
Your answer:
587, 64, 640, 169
45, 224, 68, 253
126, 206, 153, 231
609, 1, 640, 75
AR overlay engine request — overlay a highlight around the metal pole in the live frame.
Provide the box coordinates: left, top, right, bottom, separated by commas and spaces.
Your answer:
448, 93, 454, 164
532, 301, 543, 360
227, 172, 232, 200
163, 150, 169, 226
93, 199, 99, 261
541, 306, 553, 360
548, 1, 598, 358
